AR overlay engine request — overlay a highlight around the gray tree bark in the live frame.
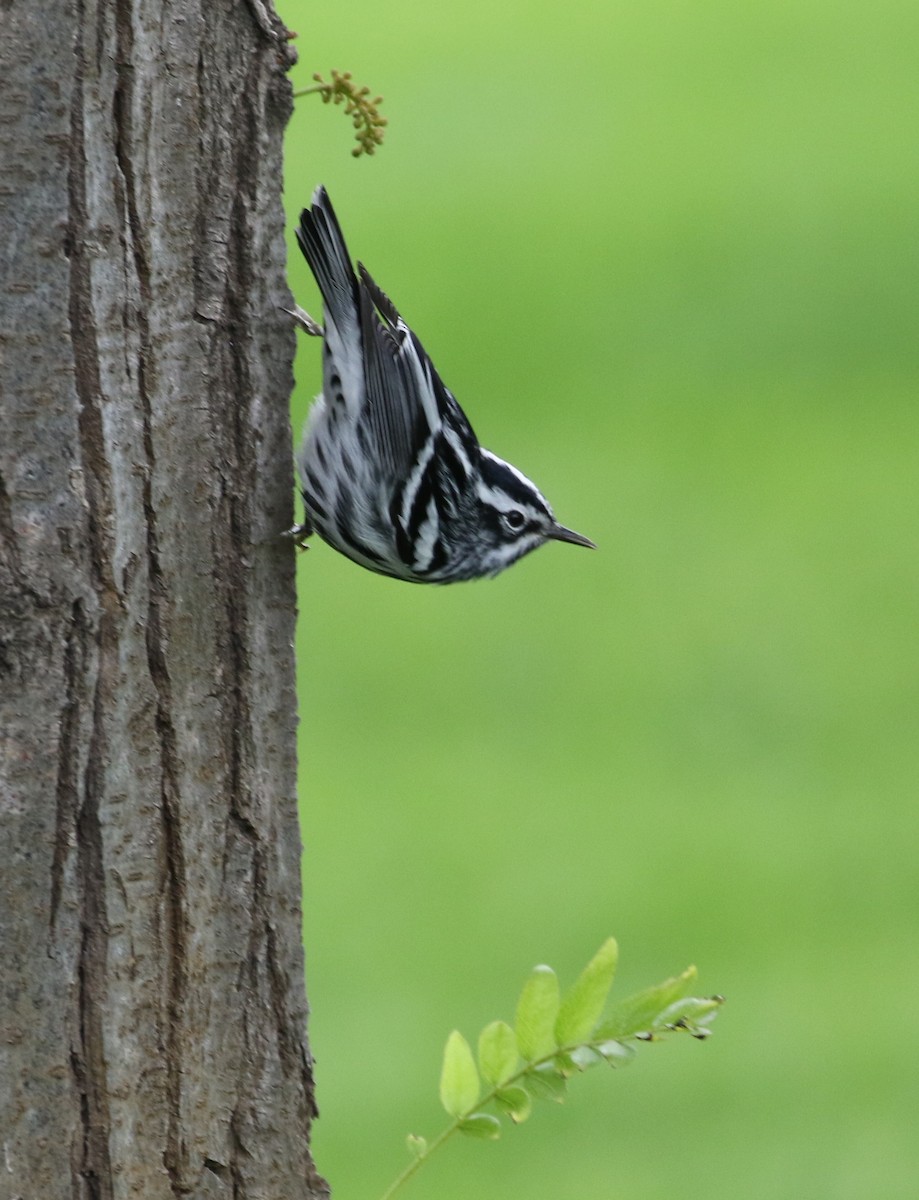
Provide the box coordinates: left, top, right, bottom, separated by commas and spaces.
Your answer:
0, 3, 325, 1198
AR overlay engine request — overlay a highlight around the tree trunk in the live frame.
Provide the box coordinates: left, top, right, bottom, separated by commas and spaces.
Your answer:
0, 3, 325, 1198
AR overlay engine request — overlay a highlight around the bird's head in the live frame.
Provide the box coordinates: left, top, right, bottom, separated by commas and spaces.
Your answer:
473, 450, 595, 577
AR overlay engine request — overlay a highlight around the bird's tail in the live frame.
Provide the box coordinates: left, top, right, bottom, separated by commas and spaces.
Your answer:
296, 186, 359, 333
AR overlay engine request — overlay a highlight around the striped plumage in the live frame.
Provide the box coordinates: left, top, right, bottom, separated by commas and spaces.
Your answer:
292, 186, 594, 582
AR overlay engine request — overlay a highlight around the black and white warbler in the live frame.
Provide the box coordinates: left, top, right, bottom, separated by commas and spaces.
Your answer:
290, 186, 594, 582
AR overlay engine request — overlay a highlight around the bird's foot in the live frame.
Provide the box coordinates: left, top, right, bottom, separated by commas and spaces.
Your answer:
283, 304, 324, 337
283, 522, 314, 551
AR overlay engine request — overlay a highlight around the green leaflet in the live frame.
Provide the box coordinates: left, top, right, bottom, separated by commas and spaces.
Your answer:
478, 1020, 519, 1087
439, 1030, 480, 1117
494, 1085, 532, 1123
593, 966, 698, 1040
458, 1114, 502, 1140
523, 1062, 568, 1103
655, 995, 725, 1038
514, 965, 560, 1061
554, 937, 619, 1046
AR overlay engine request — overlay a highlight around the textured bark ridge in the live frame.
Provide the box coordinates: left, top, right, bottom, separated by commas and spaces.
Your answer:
0, 3, 326, 1198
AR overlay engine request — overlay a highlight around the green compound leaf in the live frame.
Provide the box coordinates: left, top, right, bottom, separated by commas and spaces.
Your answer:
458, 1114, 502, 1140
439, 1031, 480, 1117
515, 965, 560, 1061
384, 945, 722, 1200
555, 937, 619, 1047
478, 1020, 519, 1087
494, 1085, 533, 1124
594, 966, 698, 1040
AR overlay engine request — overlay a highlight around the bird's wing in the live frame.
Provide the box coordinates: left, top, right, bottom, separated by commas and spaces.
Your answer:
357, 264, 478, 479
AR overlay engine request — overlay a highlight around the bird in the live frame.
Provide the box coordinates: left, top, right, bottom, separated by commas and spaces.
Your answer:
289, 186, 594, 582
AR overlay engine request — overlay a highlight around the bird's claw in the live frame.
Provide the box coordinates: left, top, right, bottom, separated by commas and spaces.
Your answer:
283, 523, 313, 551
283, 304, 324, 337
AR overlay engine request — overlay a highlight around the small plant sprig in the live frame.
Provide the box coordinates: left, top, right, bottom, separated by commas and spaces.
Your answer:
294, 70, 387, 157
379, 938, 723, 1200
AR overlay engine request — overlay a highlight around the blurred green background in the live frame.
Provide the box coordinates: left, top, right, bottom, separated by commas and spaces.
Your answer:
279, 1, 918, 1197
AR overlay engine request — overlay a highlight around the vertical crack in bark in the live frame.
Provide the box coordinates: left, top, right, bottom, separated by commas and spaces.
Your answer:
144, 543, 187, 1198
221, 137, 265, 1188
50, 601, 90, 931
224, 73, 260, 812
66, 17, 118, 606
65, 9, 117, 1196
111, 3, 188, 1191
72, 678, 116, 1200
265, 920, 316, 1107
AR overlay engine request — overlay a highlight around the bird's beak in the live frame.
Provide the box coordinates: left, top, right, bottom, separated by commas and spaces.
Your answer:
549, 523, 596, 549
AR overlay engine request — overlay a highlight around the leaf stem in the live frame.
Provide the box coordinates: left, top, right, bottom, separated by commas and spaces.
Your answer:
378, 1123, 460, 1200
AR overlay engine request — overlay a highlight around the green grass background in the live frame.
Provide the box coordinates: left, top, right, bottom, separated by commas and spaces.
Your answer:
280, 1, 918, 1196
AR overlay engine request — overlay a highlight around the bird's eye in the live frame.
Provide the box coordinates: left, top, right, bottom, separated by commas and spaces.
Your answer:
503, 509, 526, 532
